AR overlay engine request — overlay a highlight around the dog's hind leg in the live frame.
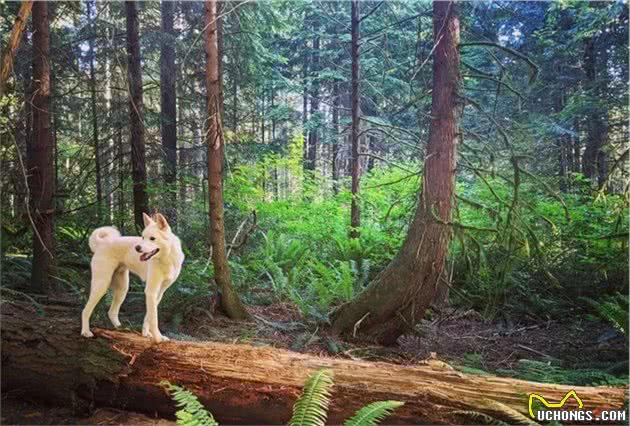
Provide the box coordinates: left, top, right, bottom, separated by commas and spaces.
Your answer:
81, 259, 117, 338
108, 267, 129, 328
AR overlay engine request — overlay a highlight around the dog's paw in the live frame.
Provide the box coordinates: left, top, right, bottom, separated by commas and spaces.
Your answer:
152, 334, 170, 343
81, 330, 94, 338
108, 314, 122, 328
142, 329, 153, 338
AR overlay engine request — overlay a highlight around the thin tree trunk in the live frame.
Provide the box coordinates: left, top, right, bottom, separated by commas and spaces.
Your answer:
28, 0, 55, 293
117, 127, 125, 234
0, 0, 33, 96
332, 81, 340, 193
558, 136, 567, 192
581, 36, 608, 185
271, 84, 276, 140
302, 32, 309, 167
160, 0, 177, 225
350, 0, 361, 239
205, 0, 250, 320
306, 18, 320, 172
178, 100, 187, 226
88, 0, 102, 221
261, 87, 265, 144
125, 0, 148, 231
574, 119, 581, 174
332, 0, 460, 344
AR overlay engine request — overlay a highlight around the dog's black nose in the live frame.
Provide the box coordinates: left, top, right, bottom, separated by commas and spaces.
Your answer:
135, 245, 142, 252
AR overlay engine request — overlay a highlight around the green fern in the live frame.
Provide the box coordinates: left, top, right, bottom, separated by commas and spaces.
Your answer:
584, 293, 629, 336
162, 371, 403, 426
452, 410, 510, 425
161, 381, 218, 426
479, 399, 539, 426
343, 401, 404, 426
289, 369, 335, 426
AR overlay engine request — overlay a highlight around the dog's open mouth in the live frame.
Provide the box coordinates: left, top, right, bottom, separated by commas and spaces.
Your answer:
140, 248, 159, 262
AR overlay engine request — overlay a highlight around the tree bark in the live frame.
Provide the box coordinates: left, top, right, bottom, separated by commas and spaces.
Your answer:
88, 0, 103, 222
332, 81, 340, 193
301, 27, 309, 168
0, 0, 33, 97
332, 0, 460, 344
350, 0, 361, 239
28, 0, 55, 293
305, 17, 320, 172
205, 0, 250, 321
1, 303, 625, 425
581, 36, 608, 186
125, 0, 148, 232
160, 0, 177, 225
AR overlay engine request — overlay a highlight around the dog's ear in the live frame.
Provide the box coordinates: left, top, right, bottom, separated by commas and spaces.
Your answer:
155, 213, 171, 232
143, 212, 154, 227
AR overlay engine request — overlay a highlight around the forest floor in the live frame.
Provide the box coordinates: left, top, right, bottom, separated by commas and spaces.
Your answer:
2, 293, 627, 425
177, 299, 628, 373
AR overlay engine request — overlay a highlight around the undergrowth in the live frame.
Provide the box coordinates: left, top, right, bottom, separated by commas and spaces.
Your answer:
162, 369, 403, 426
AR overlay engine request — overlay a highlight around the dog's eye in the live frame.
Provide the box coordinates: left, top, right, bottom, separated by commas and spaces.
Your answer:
150, 237, 156, 241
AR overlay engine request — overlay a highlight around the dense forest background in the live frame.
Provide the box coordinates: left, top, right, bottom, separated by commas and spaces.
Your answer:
1, 0, 629, 394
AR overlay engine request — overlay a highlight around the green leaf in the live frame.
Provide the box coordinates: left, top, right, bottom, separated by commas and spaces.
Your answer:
343, 401, 404, 426
289, 369, 335, 426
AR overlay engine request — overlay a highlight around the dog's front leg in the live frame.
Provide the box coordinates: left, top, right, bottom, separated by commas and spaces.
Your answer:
144, 279, 169, 343
142, 286, 167, 339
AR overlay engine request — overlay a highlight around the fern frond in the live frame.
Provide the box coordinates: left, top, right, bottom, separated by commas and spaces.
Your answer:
452, 410, 509, 425
343, 400, 404, 426
289, 369, 335, 426
161, 381, 218, 426
480, 399, 539, 426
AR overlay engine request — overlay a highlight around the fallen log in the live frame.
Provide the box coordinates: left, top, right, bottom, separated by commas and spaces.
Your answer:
1, 303, 625, 425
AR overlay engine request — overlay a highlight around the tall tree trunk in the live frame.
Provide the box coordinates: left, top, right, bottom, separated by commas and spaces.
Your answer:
349, 0, 361, 239
117, 127, 125, 234
160, 0, 177, 225
271, 84, 276, 140
0, 0, 33, 96
104, 4, 114, 222
581, 36, 608, 185
125, 0, 148, 231
261, 87, 265, 144
28, 0, 55, 293
332, 0, 460, 344
88, 0, 102, 222
205, 0, 250, 321
306, 18, 320, 172
332, 81, 340, 193
301, 32, 309, 168
573, 119, 581, 174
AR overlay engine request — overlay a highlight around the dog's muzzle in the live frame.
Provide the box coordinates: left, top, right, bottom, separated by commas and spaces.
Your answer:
139, 248, 159, 261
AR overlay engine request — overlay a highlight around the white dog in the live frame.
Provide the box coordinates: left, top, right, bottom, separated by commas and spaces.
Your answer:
81, 213, 184, 343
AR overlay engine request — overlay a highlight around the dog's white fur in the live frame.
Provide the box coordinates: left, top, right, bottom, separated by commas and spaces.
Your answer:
81, 213, 184, 343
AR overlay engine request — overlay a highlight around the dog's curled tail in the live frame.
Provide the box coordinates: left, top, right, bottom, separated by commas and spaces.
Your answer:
89, 226, 121, 253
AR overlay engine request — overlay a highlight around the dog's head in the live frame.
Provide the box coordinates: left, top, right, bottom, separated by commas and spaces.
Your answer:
135, 213, 173, 262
